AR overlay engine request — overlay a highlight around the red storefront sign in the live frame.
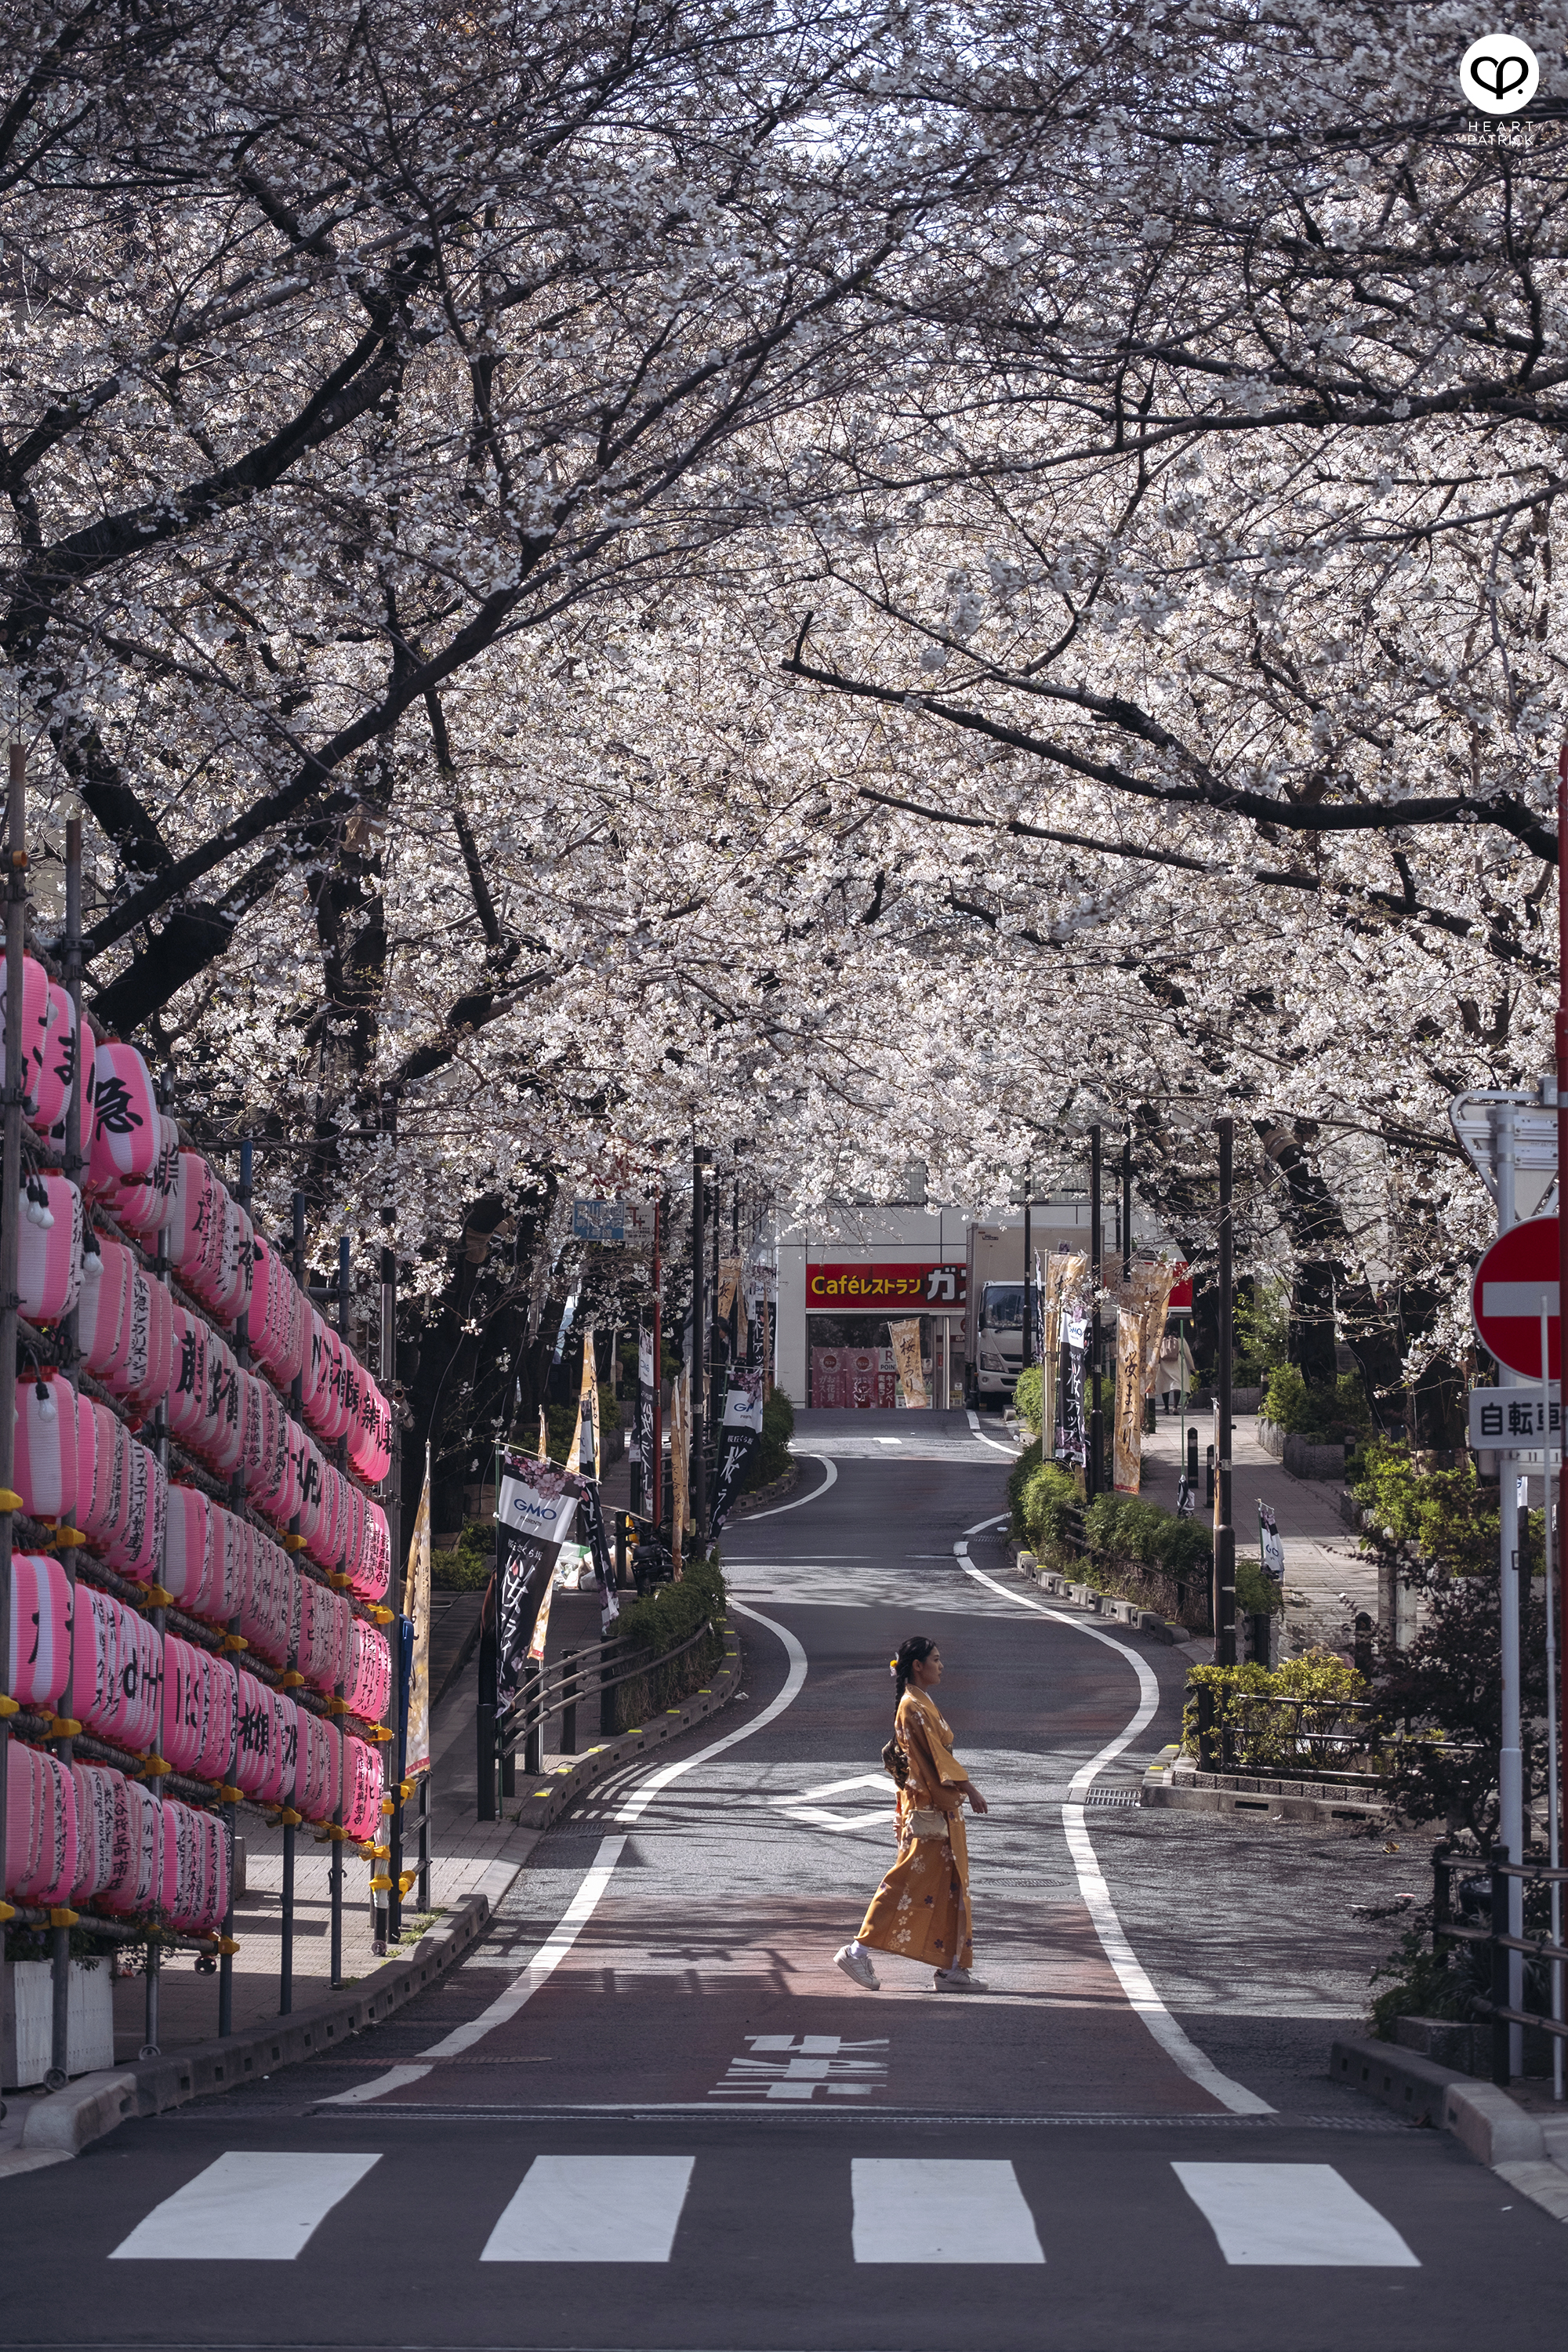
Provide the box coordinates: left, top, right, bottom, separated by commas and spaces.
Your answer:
807, 1261, 967, 1309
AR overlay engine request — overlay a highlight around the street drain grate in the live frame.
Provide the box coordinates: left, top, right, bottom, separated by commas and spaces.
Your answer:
1083, 1787, 1141, 1808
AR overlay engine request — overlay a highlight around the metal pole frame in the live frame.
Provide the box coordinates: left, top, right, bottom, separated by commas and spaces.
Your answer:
691, 1145, 710, 1545
47, 799, 84, 2087
381, 1242, 404, 1944
1021, 1163, 1033, 1375
332, 1232, 350, 1978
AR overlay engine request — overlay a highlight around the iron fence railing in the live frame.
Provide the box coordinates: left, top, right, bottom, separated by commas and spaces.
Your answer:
1432, 1842, 1568, 2089
475, 1618, 717, 1820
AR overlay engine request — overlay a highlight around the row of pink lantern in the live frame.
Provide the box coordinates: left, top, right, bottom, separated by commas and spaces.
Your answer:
5, 1745, 230, 1933
8, 1555, 387, 1835
12, 1353, 392, 1606
1, 954, 90, 1157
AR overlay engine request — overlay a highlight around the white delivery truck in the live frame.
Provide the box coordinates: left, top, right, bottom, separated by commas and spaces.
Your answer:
962, 1205, 1112, 1414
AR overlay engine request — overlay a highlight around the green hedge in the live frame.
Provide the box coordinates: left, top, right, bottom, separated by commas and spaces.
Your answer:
1182, 1650, 1367, 1764
1012, 1366, 1044, 1436
744, 1386, 795, 1490
1261, 1363, 1370, 1441
608, 1552, 728, 1730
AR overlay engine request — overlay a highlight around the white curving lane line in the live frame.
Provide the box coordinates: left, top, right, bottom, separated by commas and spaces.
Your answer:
738, 1451, 838, 1519
328, 1605, 812, 2103
965, 1409, 1020, 1457
616, 1602, 808, 1824
956, 1546, 1273, 2118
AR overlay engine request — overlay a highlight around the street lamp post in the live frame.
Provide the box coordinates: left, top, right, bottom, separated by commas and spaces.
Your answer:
1089, 1125, 1103, 1498
1214, 1117, 1237, 1666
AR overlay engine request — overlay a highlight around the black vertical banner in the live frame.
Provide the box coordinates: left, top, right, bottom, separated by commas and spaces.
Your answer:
578, 1475, 620, 1629
495, 1454, 582, 1713
710, 1369, 764, 1534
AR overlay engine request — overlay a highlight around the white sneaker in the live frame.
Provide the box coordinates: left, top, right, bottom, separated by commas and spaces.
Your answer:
834, 1941, 880, 1991
931, 1966, 988, 1992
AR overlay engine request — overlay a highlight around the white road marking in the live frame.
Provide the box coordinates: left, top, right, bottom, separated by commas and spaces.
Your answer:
616, 1604, 808, 1825
852, 2158, 1045, 2263
109, 2152, 381, 2261
481, 2155, 695, 2262
417, 1836, 627, 2060
712, 2034, 889, 2102
779, 1773, 888, 1801
329, 1602, 814, 2103
774, 1802, 892, 1832
958, 1552, 1272, 2118
318, 2063, 434, 2106
1172, 2163, 1421, 2267
873, 1436, 903, 1446
742, 1452, 838, 1517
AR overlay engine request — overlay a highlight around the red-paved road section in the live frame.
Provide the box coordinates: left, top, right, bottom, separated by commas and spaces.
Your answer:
4, 1410, 1564, 2352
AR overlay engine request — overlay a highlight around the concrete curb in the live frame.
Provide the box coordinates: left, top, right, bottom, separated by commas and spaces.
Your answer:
1330, 2034, 1568, 2223
5, 1624, 744, 2169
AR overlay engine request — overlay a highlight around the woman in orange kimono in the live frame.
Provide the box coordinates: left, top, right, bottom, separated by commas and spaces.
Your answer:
834, 1635, 990, 1993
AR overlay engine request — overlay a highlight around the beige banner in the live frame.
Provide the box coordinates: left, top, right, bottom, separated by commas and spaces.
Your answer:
1112, 1261, 1180, 1492
566, 1325, 596, 1472
401, 1449, 432, 1777
887, 1316, 928, 1408
717, 1254, 748, 1353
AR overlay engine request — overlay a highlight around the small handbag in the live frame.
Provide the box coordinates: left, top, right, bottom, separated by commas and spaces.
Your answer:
908, 1808, 949, 1842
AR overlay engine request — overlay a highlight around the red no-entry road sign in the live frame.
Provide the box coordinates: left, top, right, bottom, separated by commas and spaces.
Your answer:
1472, 1214, 1562, 1377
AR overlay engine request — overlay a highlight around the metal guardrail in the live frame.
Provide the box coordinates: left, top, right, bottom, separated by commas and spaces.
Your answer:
1432, 1842, 1568, 2088
475, 1618, 718, 1820
1193, 1690, 1487, 1783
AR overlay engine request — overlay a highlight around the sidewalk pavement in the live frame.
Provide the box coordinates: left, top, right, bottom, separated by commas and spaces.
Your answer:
1136, 1409, 1376, 1661
110, 1583, 615, 2061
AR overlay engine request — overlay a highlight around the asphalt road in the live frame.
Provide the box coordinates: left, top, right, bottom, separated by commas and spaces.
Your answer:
6, 1408, 1564, 2348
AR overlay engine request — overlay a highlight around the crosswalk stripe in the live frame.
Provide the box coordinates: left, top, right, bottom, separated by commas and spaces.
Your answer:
481, 2155, 696, 2262
1171, 2164, 1421, 2267
108, 2152, 381, 2261
851, 2158, 1045, 2264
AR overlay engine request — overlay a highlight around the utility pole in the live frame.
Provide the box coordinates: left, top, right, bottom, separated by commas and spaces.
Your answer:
1089, 1125, 1102, 1497
1122, 1130, 1133, 1283
1214, 1117, 1237, 1666
1022, 1160, 1033, 1373
692, 1143, 710, 1542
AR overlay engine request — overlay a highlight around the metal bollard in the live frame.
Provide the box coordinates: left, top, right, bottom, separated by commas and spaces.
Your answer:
561, 1650, 579, 1755
1187, 1427, 1200, 1488
1490, 1846, 1512, 2089
1205, 1443, 1215, 1507
1196, 1682, 1218, 1773
524, 1665, 543, 1776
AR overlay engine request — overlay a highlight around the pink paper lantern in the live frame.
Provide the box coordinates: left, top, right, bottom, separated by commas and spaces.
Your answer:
98, 1776, 162, 1917
89, 1041, 159, 1190
348, 1498, 391, 1605
345, 1615, 391, 1725
16, 1173, 83, 1324
13, 1371, 78, 1523
4, 1742, 78, 1904
171, 1151, 222, 1291
166, 1306, 209, 1444
164, 1484, 216, 1617
250, 1237, 307, 1387
199, 1331, 243, 1474
37, 981, 83, 1146
341, 1735, 383, 1842
105, 1436, 167, 1585
78, 1235, 133, 1380
71, 1762, 123, 1900
80, 1584, 163, 1751
163, 1637, 207, 1773
299, 1577, 350, 1694
208, 1505, 245, 1626
5, 1549, 73, 1709
129, 1270, 175, 1410
0, 952, 53, 1122
212, 1196, 254, 1329
78, 1398, 130, 1552
296, 1711, 340, 1824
